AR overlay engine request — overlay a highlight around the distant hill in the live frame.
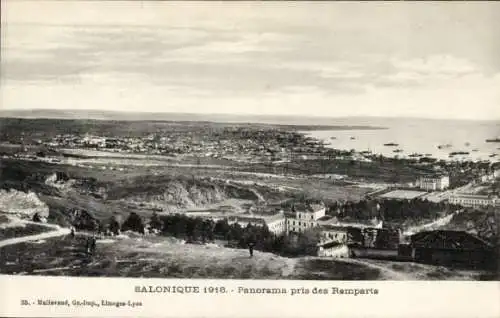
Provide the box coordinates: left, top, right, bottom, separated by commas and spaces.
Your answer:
0, 109, 388, 129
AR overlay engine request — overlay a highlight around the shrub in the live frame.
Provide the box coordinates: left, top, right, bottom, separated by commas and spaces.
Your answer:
121, 212, 145, 234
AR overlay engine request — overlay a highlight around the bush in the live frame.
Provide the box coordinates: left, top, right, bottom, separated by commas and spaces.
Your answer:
121, 212, 145, 234
108, 216, 121, 235
149, 212, 162, 231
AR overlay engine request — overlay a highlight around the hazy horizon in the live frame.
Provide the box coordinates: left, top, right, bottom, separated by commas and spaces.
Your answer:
2, 108, 499, 126
1, 1, 500, 120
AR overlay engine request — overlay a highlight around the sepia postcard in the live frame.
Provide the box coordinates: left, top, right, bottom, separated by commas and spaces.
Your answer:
0, 0, 499, 317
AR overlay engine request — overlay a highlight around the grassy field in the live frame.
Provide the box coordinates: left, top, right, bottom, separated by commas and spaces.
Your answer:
1, 234, 495, 280
0, 234, 382, 279
359, 259, 499, 281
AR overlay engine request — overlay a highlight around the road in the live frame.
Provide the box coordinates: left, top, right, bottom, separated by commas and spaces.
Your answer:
332, 257, 415, 280
0, 221, 70, 248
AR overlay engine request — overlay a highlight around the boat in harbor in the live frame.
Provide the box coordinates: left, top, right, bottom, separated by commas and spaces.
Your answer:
383, 142, 399, 147
350, 137, 356, 140
489, 154, 497, 158
437, 144, 452, 149
449, 151, 470, 156
472, 149, 479, 152
393, 149, 403, 153
330, 137, 337, 140
408, 153, 423, 158
485, 138, 500, 143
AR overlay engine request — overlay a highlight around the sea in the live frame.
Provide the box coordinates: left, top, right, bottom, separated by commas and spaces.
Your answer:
301, 117, 500, 162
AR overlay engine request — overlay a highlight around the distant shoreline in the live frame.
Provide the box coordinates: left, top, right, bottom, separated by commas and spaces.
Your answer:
2, 109, 499, 124
0, 116, 387, 132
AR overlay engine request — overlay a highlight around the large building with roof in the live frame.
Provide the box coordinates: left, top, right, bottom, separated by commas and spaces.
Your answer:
286, 202, 326, 234
226, 213, 287, 236
416, 175, 450, 191
399, 230, 496, 269
448, 194, 500, 208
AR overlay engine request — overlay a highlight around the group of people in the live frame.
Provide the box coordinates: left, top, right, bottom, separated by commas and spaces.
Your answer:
69, 226, 97, 256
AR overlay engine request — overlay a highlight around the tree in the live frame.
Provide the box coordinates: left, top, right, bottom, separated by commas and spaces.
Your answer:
109, 215, 121, 236
201, 219, 215, 242
32, 212, 42, 223
149, 212, 162, 231
121, 212, 145, 234
214, 219, 231, 238
298, 228, 321, 255
229, 223, 244, 244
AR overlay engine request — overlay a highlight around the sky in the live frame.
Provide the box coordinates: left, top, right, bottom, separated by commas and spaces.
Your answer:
1, 1, 500, 120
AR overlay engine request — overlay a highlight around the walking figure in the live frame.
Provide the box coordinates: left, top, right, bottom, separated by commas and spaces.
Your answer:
85, 238, 91, 255
248, 242, 255, 258
90, 236, 96, 254
70, 226, 75, 238
86, 236, 97, 256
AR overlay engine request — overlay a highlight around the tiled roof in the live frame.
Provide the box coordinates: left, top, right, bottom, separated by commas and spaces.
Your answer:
410, 230, 493, 250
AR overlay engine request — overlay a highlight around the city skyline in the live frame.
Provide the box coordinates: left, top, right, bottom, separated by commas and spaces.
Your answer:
1, 1, 500, 120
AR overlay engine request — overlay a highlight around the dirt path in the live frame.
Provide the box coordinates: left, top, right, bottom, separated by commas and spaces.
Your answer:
333, 258, 416, 280
0, 222, 70, 248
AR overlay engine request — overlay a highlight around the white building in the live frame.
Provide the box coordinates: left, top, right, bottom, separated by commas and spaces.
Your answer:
265, 214, 287, 236
286, 203, 326, 234
448, 194, 500, 208
317, 242, 350, 257
318, 225, 349, 245
226, 213, 287, 236
494, 169, 500, 179
417, 175, 450, 191
480, 169, 500, 182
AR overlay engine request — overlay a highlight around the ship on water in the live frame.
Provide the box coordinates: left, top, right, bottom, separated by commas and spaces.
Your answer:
383, 142, 399, 147
485, 138, 500, 143
449, 151, 470, 156
437, 144, 452, 149
393, 149, 403, 153
408, 153, 423, 158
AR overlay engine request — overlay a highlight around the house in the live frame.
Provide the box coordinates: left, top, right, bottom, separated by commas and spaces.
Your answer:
399, 230, 496, 269
416, 175, 450, 191
317, 242, 350, 257
316, 225, 352, 258
318, 225, 350, 245
316, 226, 401, 259
264, 214, 287, 236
